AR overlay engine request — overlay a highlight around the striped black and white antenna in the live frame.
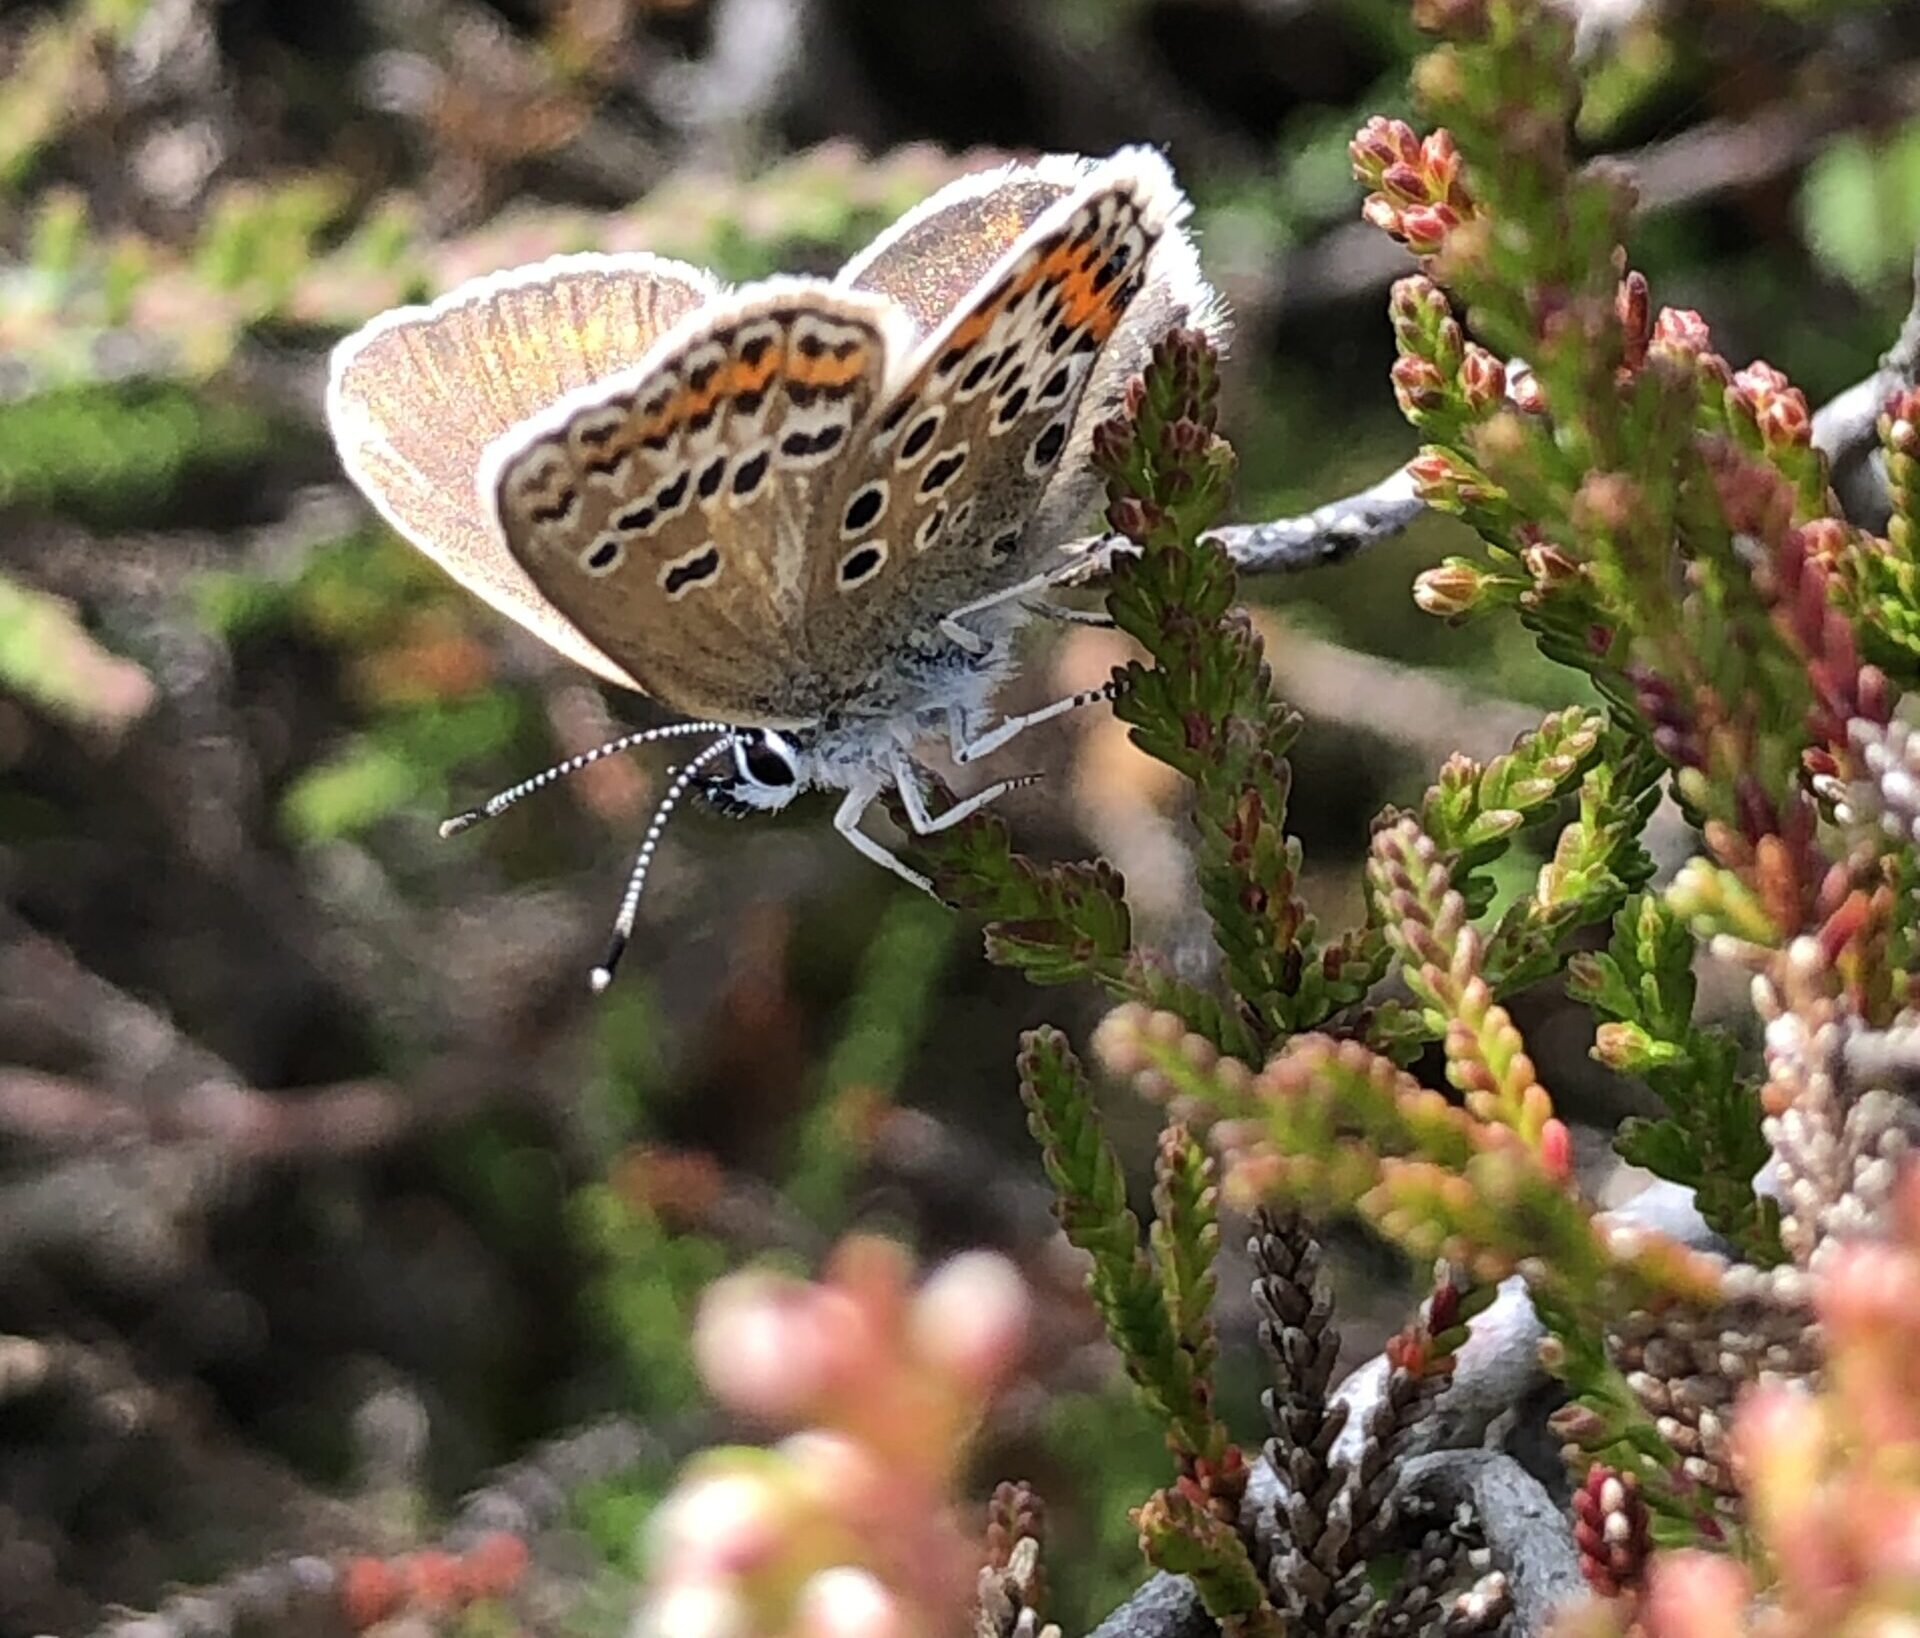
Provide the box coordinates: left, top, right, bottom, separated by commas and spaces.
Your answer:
437, 719, 731, 837
591, 735, 737, 993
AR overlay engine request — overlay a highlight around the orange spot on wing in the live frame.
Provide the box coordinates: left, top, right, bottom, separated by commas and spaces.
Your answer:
946, 309, 997, 353
720, 355, 781, 397
785, 347, 872, 389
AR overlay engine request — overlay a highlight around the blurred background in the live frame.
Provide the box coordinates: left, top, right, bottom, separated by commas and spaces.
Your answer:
3, 0, 1920, 1632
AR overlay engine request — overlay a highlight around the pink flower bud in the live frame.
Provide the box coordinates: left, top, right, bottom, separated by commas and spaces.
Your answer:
1380, 161, 1429, 206
1360, 194, 1401, 236
793, 1567, 906, 1638
1733, 360, 1811, 448
1650, 307, 1711, 361
1572, 471, 1640, 534
1819, 1241, 1920, 1339
694, 1273, 835, 1423
1642, 1551, 1750, 1638
1539, 1119, 1572, 1183
910, 1250, 1031, 1394
776, 1431, 886, 1520
1458, 344, 1506, 411
646, 1463, 792, 1581
1520, 542, 1577, 587
1391, 355, 1449, 418
1398, 202, 1459, 256
1412, 558, 1486, 616
1421, 129, 1465, 202
1350, 117, 1422, 185
631, 1583, 753, 1638
1616, 271, 1651, 372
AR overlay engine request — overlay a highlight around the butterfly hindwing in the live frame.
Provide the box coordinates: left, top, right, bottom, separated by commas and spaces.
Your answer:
486, 282, 907, 726
803, 153, 1186, 661
326, 252, 720, 689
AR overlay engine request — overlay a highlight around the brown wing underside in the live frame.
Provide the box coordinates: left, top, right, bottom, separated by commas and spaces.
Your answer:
327, 254, 717, 690
839, 168, 1078, 339
801, 176, 1165, 669
489, 286, 899, 726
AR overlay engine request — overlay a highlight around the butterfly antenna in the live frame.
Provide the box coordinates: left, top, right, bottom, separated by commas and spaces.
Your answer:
439, 720, 731, 837
591, 735, 736, 994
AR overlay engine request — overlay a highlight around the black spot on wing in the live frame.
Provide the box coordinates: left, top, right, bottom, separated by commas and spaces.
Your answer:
664, 547, 720, 594
731, 449, 770, 497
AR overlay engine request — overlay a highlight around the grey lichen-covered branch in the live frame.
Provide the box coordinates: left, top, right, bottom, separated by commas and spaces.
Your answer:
1209, 463, 1428, 577
1077, 249, 1920, 583
1087, 1182, 1715, 1638
1814, 247, 1920, 527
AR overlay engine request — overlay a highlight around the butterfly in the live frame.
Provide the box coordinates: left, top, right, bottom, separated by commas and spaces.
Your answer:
325, 146, 1226, 988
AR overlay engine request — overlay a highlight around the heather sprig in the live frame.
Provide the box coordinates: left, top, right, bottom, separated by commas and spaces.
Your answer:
1016, 1027, 1272, 1629
1568, 894, 1782, 1263
1015, 1029, 1230, 1469
1100, 332, 1329, 1045
906, 327, 1348, 1057
1367, 815, 1567, 1156
1415, 704, 1606, 919
1091, 1004, 1722, 1327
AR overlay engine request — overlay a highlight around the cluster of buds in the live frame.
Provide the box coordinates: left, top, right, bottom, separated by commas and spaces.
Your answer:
1090, 327, 1232, 549
1571, 1466, 1651, 1600
1879, 385, 1920, 559
1728, 361, 1812, 452
340, 1533, 529, 1629
1351, 118, 1474, 257
1602, 1167, 1920, 1638
1387, 275, 1510, 430
1646, 306, 1716, 371
634, 1237, 1031, 1638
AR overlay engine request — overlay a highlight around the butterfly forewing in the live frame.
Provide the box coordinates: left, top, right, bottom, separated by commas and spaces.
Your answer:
487, 283, 905, 726
804, 158, 1180, 664
837, 158, 1087, 340
326, 253, 719, 690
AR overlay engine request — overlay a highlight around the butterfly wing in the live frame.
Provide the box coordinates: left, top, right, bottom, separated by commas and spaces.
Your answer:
326, 252, 720, 690
837, 155, 1089, 341
486, 281, 913, 728
803, 147, 1225, 665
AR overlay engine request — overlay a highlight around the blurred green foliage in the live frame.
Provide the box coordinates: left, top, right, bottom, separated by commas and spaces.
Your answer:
0, 382, 273, 527
788, 892, 955, 1226
1799, 119, 1920, 297
0, 0, 150, 191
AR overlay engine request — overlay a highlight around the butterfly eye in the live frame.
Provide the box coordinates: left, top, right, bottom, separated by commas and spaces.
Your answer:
735, 731, 798, 789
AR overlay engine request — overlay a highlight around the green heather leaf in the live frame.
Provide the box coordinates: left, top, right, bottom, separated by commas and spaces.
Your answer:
1017, 1029, 1224, 1461
1570, 893, 1782, 1262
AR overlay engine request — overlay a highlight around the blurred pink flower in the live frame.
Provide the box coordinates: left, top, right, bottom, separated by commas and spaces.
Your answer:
639, 1236, 1032, 1638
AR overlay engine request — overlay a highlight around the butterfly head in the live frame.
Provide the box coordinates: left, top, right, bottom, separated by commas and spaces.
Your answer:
699, 727, 812, 818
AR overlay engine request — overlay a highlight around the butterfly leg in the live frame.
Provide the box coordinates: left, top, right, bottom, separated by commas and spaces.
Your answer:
937, 554, 1104, 652
948, 680, 1120, 766
1020, 598, 1117, 629
889, 749, 1043, 833
834, 787, 935, 894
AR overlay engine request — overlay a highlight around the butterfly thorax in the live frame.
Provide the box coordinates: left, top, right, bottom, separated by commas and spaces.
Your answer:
696, 619, 1019, 821
792, 625, 1018, 790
